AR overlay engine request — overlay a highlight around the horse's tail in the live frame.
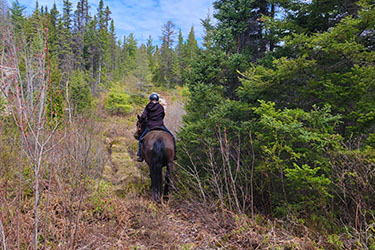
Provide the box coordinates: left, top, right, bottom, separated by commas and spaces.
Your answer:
151, 139, 164, 202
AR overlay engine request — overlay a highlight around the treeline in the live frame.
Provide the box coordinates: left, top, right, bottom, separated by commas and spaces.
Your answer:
1, 0, 199, 114
178, 0, 375, 243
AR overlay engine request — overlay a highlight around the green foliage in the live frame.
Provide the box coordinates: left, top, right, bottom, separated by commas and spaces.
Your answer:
89, 180, 114, 215
69, 70, 93, 114
179, 2, 375, 235
327, 234, 344, 249
133, 45, 152, 90
254, 101, 341, 214
46, 86, 64, 127
129, 93, 148, 106
104, 87, 133, 115
239, 4, 375, 136
0, 95, 6, 114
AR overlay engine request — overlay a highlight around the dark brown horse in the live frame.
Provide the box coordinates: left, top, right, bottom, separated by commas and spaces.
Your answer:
134, 115, 175, 202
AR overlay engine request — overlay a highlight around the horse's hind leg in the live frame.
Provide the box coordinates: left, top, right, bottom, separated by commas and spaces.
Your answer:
163, 162, 174, 200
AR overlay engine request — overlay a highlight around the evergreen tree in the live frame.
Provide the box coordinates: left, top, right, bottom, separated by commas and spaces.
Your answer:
213, 0, 274, 57
146, 35, 155, 72
62, 0, 73, 30
185, 25, 199, 61
97, 0, 105, 30
57, 0, 74, 73
122, 33, 137, 73
9, 0, 25, 32
134, 45, 152, 90
109, 19, 117, 73
84, 16, 99, 83
176, 29, 184, 57
47, 3, 60, 58
157, 20, 176, 88
161, 20, 175, 48
104, 6, 111, 28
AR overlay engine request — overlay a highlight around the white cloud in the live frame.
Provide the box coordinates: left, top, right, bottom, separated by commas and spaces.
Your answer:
10, 0, 215, 46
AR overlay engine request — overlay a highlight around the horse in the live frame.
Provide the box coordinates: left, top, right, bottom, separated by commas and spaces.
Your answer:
134, 115, 175, 203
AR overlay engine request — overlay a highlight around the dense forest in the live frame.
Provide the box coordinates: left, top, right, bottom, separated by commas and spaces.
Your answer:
178, 0, 375, 247
0, 0, 375, 248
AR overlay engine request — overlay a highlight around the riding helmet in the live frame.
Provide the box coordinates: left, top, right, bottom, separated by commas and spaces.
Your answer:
149, 93, 159, 101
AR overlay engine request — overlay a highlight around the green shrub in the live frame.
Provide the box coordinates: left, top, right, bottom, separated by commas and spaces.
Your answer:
253, 101, 341, 216
104, 88, 133, 115
89, 180, 114, 215
129, 93, 147, 106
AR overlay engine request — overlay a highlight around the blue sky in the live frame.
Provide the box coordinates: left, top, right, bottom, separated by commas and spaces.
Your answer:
8, 0, 215, 46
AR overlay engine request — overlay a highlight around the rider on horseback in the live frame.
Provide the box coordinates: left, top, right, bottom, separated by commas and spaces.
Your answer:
136, 93, 177, 162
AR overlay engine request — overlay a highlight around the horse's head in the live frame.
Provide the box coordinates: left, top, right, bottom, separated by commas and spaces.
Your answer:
134, 114, 146, 140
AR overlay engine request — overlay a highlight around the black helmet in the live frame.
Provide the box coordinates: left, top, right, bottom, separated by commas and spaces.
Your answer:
149, 93, 159, 101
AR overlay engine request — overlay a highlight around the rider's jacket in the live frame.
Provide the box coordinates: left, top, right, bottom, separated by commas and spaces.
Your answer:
140, 102, 165, 129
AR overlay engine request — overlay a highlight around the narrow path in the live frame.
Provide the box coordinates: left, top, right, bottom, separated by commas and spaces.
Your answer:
88, 92, 318, 249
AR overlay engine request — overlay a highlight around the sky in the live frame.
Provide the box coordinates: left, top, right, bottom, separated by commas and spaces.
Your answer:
8, 0, 216, 46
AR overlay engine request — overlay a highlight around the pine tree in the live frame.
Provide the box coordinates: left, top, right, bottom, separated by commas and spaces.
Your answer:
185, 25, 199, 61
134, 45, 152, 90
58, 0, 74, 73
73, 1, 85, 69
201, 11, 214, 49
83, 16, 99, 83
97, 0, 105, 30
9, 0, 25, 32
104, 6, 111, 28
47, 3, 60, 56
157, 20, 176, 87
146, 35, 155, 72
213, 0, 273, 58
62, 0, 73, 30
176, 29, 184, 56
109, 19, 117, 73
122, 33, 137, 73
175, 29, 185, 75
161, 20, 175, 48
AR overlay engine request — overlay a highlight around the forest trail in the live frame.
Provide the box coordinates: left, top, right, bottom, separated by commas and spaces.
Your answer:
91, 91, 223, 249
74, 91, 318, 249
101, 91, 185, 197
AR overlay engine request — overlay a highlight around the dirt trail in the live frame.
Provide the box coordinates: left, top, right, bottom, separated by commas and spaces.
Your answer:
96, 92, 218, 249
90, 92, 317, 249
102, 91, 185, 194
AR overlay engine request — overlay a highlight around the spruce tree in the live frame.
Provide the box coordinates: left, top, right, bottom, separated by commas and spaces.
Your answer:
9, 0, 25, 32
185, 25, 199, 61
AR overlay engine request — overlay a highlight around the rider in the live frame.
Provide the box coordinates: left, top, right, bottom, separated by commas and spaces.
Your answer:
136, 93, 177, 162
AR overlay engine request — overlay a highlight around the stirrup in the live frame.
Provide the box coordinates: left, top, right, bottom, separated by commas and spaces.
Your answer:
136, 156, 144, 162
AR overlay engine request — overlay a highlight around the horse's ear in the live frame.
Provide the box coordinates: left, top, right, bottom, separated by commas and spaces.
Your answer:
137, 114, 140, 120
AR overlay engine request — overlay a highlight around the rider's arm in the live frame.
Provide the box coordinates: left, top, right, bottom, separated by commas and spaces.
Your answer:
140, 107, 148, 121
161, 104, 165, 119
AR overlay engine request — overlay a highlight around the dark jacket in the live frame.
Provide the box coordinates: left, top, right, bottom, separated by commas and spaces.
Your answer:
141, 102, 165, 129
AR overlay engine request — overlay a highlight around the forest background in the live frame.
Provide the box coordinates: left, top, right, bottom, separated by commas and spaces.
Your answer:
0, 0, 375, 249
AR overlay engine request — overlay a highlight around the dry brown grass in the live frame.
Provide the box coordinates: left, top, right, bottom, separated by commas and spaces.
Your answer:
0, 90, 358, 249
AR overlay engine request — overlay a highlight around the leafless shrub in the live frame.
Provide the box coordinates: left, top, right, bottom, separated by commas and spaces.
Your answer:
1, 23, 61, 249
330, 144, 375, 246
0, 23, 111, 250
176, 127, 255, 218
